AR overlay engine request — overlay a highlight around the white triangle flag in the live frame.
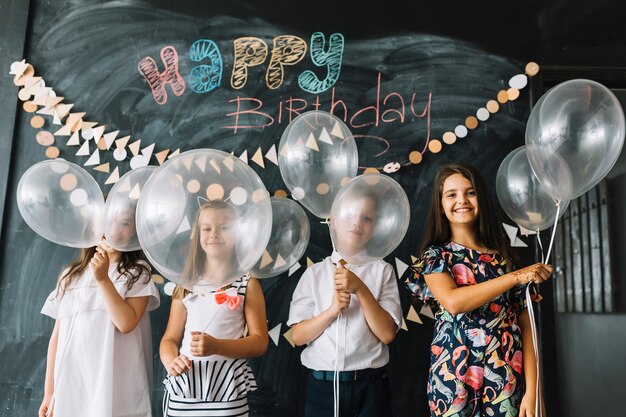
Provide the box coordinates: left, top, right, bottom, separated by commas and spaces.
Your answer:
288, 262, 301, 276
105, 167, 120, 185
196, 154, 208, 173
318, 127, 333, 145
176, 216, 191, 234
265, 145, 278, 166
129, 184, 141, 200
406, 305, 423, 324
66, 131, 80, 146
419, 303, 435, 320
305, 133, 319, 151
76, 140, 90, 156
260, 250, 273, 268
395, 257, 409, 279
274, 254, 287, 269
502, 223, 519, 245
518, 226, 537, 237
251, 147, 265, 168
209, 159, 221, 174
91, 125, 105, 142
52, 110, 62, 125
331, 121, 344, 138
102, 131, 119, 150
141, 143, 155, 159
283, 328, 295, 348
512, 237, 528, 248
268, 323, 282, 346
84, 149, 100, 166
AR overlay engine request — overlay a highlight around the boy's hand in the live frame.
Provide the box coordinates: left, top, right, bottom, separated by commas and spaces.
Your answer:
334, 262, 364, 294
331, 290, 351, 316
190, 331, 218, 356
90, 242, 110, 281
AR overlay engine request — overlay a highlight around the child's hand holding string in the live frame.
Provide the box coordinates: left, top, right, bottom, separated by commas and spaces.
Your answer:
167, 354, 192, 376
512, 263, 553, 285
190, 331, 219, 356
90, 241, 111, 281
330, 290, 351, 316
334, 262, 364, 294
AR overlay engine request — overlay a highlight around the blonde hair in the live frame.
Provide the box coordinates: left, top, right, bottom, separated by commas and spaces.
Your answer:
179, 201, 237, 289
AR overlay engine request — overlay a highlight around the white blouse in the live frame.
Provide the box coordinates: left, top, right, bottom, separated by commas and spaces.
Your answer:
288, 252, 402, 371
41, 261, 160, 417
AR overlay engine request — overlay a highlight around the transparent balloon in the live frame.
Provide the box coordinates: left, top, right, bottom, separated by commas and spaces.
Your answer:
250, 197, 310, 278
496, 146, 569, 232
16, 159, 104, 248
136, 149, 272, 289
104, 166, 156, 251
278, 111, 358, 218
329, 174, 410, 265
526, 79, 625, 200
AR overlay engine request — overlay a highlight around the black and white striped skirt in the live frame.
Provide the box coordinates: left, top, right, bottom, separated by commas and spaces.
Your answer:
163, 358, 256, 416
163, 391, 249, 416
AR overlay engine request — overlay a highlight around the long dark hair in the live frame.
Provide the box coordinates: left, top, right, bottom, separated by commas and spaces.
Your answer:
418, 162, 518, 264
57, 248, 150, 297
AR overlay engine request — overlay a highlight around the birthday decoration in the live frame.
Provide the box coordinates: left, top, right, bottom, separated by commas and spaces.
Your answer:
9, 60, 178, 186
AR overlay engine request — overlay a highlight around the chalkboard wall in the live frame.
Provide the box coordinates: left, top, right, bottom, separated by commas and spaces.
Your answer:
2, 1, 626, 416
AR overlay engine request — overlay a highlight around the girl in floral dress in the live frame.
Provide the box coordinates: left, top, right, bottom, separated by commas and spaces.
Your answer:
407, 163, 552, 417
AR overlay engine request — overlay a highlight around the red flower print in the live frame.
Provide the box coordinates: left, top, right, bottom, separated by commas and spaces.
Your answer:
490, 303, 502, 314
451, 263, 477, 285
478, 253, 494, 263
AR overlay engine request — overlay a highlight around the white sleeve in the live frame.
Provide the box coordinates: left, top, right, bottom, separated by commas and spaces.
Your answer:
41, 288, 61, 319
126, 267, 160, 312
287, 267, 316, 326
378, 262, 403, 328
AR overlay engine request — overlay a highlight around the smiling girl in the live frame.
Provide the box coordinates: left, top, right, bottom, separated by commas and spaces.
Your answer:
159, 201, 268, 417
407, 163, 552, 417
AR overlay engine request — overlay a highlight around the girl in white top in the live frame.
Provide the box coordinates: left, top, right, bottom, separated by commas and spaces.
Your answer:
39, 240, 160, 417
160, 201, 268, 417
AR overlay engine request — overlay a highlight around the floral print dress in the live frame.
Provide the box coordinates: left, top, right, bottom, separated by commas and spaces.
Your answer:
407, 242, 533, 417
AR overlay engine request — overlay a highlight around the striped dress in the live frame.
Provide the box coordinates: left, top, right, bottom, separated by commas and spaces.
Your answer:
163, 276, 257, 417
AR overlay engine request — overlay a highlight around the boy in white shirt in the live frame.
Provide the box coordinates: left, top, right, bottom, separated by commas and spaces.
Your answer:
287, 192, 402, 417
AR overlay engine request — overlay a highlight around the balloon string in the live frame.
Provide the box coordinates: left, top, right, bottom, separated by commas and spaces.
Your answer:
526, 284, 543, 417
334, 311, 343, 417
323, 218, 338, 254
544, 202, 561, 265
536, 232, 544, 264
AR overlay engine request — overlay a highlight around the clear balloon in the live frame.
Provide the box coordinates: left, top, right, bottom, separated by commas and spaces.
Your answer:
526, 79, 625, 200
496, 146, 569, 232
104, 166, 156, 251
16, 159, 104, 248
329, 174, 410, 265
136, 149, 272, 289
249, 197, 310, 278
278, 110, 358, 218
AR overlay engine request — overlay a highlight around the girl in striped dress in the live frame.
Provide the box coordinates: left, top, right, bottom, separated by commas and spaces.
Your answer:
160, 201, 268, 416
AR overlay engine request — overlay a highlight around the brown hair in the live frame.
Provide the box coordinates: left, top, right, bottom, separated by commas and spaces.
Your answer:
418, 162, 518, 264
177, 201, 237, 297
57, 248, 150, 297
